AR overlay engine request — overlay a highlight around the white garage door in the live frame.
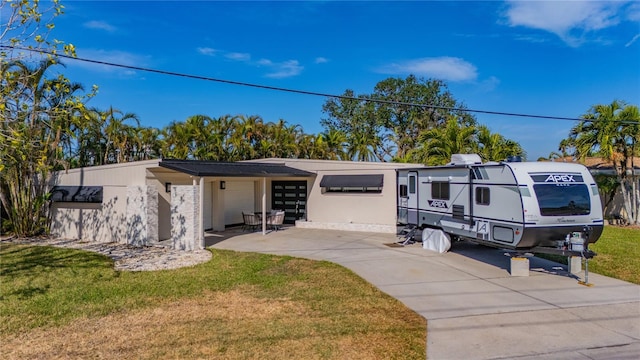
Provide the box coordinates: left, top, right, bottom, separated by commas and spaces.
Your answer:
224, 181, 255, 225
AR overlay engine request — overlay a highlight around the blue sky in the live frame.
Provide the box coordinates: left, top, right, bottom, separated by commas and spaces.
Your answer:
45, 1, 640, 160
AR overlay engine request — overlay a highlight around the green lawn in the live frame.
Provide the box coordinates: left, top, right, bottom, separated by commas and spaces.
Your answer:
538, 226, 640, 285
587, 226, 640, 284
0, 243, 426, 359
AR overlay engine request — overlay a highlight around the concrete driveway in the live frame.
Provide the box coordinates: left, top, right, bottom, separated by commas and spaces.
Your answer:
208, 227, 640, 359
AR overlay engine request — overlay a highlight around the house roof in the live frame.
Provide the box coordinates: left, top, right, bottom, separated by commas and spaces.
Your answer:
583, 157, 640, 170
543, 156, 640, 176
545, 156, 640, 169
159, 159, 314, 177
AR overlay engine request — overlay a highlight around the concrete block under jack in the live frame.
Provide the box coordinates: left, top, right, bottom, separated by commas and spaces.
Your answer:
510, 257, 530, 277
568, 256, 582, 274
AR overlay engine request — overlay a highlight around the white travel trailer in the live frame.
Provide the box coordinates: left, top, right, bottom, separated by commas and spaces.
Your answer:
397, 154, 604, 256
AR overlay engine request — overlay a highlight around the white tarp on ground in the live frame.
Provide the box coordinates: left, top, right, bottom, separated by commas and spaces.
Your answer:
422, 228, 451, 253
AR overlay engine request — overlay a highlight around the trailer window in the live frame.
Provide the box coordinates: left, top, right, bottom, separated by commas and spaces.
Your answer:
476, 187, 490, 205
399, 184, 408, 197
533, 184, 590, 216
409, 175, 416, 194
432, 181, 450, 200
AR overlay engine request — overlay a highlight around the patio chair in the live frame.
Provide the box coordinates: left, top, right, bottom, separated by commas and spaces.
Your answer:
242, 212, 261, 231
268, 210, 285, 231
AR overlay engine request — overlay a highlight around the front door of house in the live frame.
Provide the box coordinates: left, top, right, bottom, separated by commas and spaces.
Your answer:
272, 181, 307, 224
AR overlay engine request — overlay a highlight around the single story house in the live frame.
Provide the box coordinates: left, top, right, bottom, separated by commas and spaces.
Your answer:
50, 158, 419, 250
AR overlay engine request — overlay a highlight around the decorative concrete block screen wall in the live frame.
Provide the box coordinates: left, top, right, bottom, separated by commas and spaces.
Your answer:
126, 185, 159, 246
171, 185, 201, 251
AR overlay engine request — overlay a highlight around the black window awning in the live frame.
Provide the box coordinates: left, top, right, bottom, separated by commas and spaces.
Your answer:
319, 174, 384, 188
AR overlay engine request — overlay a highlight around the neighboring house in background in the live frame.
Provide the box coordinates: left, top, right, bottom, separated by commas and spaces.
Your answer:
546, 157, 640, 222
49, 158, 420, 251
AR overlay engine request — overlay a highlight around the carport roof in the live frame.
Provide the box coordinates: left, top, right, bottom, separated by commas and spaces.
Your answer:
159, 159, 314, 177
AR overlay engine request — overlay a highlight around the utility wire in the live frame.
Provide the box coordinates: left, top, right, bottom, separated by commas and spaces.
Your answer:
3, 45, 638, 125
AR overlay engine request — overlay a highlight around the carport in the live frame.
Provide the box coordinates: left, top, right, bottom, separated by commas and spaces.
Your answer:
151, 159, 314, 249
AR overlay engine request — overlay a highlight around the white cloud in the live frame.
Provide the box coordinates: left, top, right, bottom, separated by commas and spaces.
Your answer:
265, 60, 303, 79
197, 46, 303, 78
377, 57, 478, 82
503, 1, 625, 47
225, 52, 251, 61
72, 49, 148, 75
197, 47, 217, 56
83, 20, 117, 33
626, 33, 640, 47
480, 76, 501, 92
315, 57, 329, 64
627, 1, 640, 21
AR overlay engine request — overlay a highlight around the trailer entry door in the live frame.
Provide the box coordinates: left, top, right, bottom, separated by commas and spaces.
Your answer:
408, 172, 419, 225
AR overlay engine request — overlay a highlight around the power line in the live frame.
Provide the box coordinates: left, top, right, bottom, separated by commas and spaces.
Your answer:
2, 45, 638, 125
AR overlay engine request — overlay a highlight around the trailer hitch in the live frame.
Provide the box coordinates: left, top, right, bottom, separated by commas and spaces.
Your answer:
529, 226, 596, 286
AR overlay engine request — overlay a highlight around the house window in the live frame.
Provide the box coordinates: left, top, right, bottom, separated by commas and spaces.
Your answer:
320, 174, 383, 194
432, 181, 450, 200
325, 186, 382, 193
50, 186, 103, 203
476, 187, 490, 205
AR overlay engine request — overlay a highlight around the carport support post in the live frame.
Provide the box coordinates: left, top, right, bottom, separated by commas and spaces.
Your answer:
262, 177, 267, 235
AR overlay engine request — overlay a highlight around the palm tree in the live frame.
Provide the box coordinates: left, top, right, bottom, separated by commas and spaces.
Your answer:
185, 114, 215, 160
161, 120, 192, 159
75, 107, 108, 166
295, 133, 317, 159
411, 116, 477, 165
229, 115, 262, 160
321, 128, 347, 160
101, 107, 140, 164
260, 119, 300, 159
0, 59, 86, 236
569, 100, 640, 224
206, 115, 236, 161
346, 131, 378, 162
132, 127, 161, 161
476, 125, 525, 162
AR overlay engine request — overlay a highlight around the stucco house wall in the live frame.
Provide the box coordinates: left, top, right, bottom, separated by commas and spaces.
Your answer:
249, 159, 420, 233
50, 160, 161, 243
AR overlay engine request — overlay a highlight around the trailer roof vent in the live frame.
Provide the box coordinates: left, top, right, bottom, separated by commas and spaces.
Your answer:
449, 154, 482, 165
